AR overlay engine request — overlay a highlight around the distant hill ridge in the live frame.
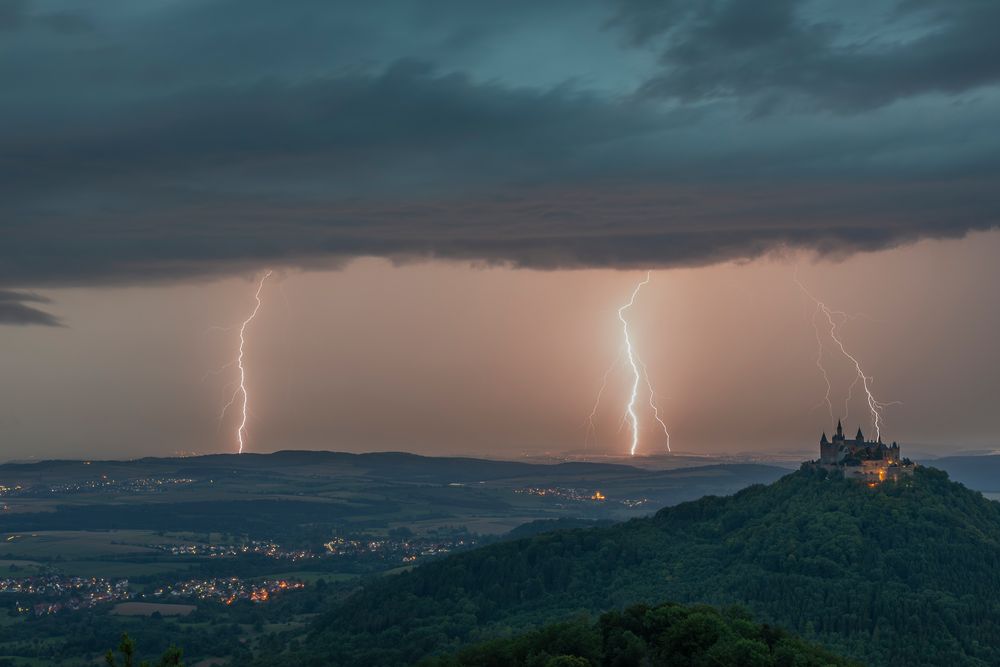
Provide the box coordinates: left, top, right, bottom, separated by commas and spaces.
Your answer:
7, 448, 999, 492
267, 466, 1000, 666
0, 449, 785, 484
922, 454, 1000, 493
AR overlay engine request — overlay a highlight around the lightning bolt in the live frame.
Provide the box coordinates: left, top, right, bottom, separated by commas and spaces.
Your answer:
795, 275, 894, 441
218, 270, 272, 454
616, 271, 670, 456
843, 373, 860, 423
639, 359, 671, 452
584, 353, 622, 449
809, 304, 835, 422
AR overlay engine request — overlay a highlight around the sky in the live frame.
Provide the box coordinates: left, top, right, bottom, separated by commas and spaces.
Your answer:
1, 0, 998, 459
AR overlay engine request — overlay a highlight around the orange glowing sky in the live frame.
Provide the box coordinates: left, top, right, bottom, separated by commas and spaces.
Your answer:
2, 231, 997, 460
4, 0, 1000, 462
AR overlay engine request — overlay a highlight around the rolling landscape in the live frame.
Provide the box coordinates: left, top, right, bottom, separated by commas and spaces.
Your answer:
0, 451, 790, 664
2, 451, 1000, 664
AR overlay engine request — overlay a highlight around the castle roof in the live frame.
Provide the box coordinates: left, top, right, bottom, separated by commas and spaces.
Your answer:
818, 423, 904, 465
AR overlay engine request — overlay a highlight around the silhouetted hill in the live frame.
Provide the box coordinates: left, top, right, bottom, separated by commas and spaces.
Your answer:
273, 466, 1000, 666
0, 449, 781, 484
926, 455, 1000, 492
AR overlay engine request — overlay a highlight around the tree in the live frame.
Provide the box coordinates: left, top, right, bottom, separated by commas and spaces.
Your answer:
105, 634, 135, 667
545, 657, 589, 667
105, 634, 185, 667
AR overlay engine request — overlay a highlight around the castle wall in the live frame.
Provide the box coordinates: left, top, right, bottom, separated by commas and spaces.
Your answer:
813, 431, 913, 484
820, 441, 838, 464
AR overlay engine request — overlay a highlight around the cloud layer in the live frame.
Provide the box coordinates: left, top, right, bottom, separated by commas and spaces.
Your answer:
2, 0, 998, 304
0, 290, 62, 326
615, 0, 1000, 112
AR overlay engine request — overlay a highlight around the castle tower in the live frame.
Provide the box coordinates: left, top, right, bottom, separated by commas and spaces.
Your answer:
820, 431, 837, 463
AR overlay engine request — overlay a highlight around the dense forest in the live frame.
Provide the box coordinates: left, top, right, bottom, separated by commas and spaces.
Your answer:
420, 602, 855, 667
254, 466, 1000, 666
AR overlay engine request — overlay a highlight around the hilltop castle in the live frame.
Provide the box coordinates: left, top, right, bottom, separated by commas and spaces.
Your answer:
814, 421, 914, 484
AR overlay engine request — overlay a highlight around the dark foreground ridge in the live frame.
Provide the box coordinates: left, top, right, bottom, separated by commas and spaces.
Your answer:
422, 601, 856, 667
260, 466, 1000, 666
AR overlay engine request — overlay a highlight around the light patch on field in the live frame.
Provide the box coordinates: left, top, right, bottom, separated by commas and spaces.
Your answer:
404, 516, 545, 535
111, 602, 196, 617
59, 560, 191, 578
0, 531, 159, 558
0, 559, 44, 572
262, 571, 356, 584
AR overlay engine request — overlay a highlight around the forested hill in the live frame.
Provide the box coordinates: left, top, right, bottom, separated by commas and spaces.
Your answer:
421, 602, 857, 667
262, 466, 1000, 666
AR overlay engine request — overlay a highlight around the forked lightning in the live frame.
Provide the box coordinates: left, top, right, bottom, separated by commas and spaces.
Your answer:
586, 271, 670, 456
795, 275, 896, 441
218, 270, 272, 453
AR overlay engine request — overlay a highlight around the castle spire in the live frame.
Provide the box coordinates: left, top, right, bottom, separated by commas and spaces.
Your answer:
820, 432, 829, 445
856, 427, 865, 442
836, 420, 843, 437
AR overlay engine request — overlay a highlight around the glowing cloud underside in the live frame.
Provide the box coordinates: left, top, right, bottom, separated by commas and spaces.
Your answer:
220, 270, 272, 454
795, 276, 895, 441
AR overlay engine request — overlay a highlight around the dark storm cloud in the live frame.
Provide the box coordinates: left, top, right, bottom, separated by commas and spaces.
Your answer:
1, 0, 999, 295
0, 0, 31, 30
613, 0, 1000, 112
0, 290, 61, 326
0, 0, 91, 34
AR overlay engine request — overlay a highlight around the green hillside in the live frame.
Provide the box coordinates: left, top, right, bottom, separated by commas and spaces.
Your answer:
262, 466, 1000, 666
421, 602, 855, 667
